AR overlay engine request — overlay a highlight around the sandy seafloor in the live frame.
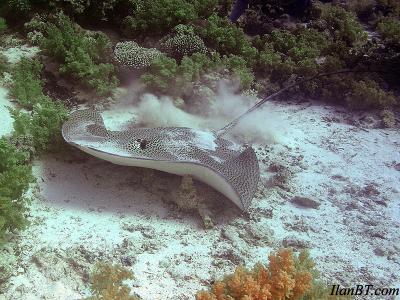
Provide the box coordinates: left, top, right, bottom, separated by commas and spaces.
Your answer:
0, 45, 400, 300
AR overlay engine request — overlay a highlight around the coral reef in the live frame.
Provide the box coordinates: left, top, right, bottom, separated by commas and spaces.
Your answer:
114, 41, 163, 69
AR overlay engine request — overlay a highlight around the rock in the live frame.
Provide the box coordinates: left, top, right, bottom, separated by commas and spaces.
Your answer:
291, 196, 320, 209
373, 248, 386, 257
282, 236, 310, 249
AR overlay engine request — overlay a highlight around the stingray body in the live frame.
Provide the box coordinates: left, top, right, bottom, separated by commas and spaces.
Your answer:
62, 109, 260, 211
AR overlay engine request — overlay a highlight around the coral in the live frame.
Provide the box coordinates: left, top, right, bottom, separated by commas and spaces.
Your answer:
196, 249, 314, 300
7, 0, 31, 12
160, 25, 207, 58
345, 79, 397, 110
257, 27, 329, 82
377, 17, 400, 45
122, 0, 199, 36
196, 13, 258, 67
8, 57, 68, 153
0, 137, 34, 244
0, 53, 8, 77
32, 12, 118, 96
114, 41, 163, 69
223, 55, 255, 89
380, 109, 396, 127
346, 0, 376, 19
318, 4, 367, 47
0, 17, 6, 33
10, 97, 68, 154
10, 57, 44, 109
140, 55, 179, 94
141, 52, 221, 95
85, 262, 139, 300
376, 0, 400, 17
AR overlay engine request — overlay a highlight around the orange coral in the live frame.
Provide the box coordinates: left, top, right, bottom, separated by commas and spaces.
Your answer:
196, 249, 314, 300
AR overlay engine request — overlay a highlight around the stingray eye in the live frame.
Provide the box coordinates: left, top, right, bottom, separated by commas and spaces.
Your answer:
140, 139, 147, 150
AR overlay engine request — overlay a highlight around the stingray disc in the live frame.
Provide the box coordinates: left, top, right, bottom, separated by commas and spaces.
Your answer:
62, 109, 260, 211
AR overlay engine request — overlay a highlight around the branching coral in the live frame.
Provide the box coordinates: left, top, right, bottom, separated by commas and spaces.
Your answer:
377, 17, 400, 45
160, 25, 207, 58
123, 0, 198, 36
9, 58, 68, 153
0, 137, 34, 244
28, 12, 118, 96
0, 17, 6, 33
196, 13, 258, 67
114, 41, 163, 69
10, 57, 44, 109
196, 249, 315, 300
345, 79, 397, 109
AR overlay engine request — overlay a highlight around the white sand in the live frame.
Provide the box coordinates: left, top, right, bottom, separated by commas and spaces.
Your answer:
0, 87, 13, 137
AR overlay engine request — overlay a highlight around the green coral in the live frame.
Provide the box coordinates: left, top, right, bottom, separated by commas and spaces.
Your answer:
34, 12, 118, 96
123, 0, 199, 36
377, 17, 400, 45
346, 79, 397, 110
376, 0, 400, 17
140, 55, 179, 94
160, 25, 207, 58
141, 51, 254, 95
258, 28, 329, 82
10, 57, 45, 109
0, 53, 8, 77
196, 13, 258, 67
10, 98, 68, 154
319, 4, 367, 47
9, 57, 68, 153
346, 0, 376, 18
0, 17, 7, 33
0, 138, 34, 244
223, 55, 255, 89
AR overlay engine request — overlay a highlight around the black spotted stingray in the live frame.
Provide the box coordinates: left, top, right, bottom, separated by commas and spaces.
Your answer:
62, 109, 259, 211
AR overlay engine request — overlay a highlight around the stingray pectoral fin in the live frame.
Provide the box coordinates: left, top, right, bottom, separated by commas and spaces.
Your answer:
220, 147, 260, 211
62, 109, 108, 143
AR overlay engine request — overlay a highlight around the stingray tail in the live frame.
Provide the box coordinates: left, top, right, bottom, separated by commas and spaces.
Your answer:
222, 146, 260, 211
62, 109, 108, 143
